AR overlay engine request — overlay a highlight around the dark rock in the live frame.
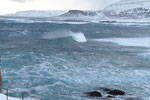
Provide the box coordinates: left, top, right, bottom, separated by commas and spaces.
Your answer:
107, 95, 115, 98
99, 21, 117, 23
86, 91, 102, 97
108, 89, 125, 95
60, 10, 97, 17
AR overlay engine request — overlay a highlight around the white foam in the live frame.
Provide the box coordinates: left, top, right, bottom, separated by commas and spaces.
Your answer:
71, 32, 87, 42
0, 93, 21, 100
145, 97, 150, 100
55, 21, 89, 24
42, 30, 87, 43
93, 37, 150, 47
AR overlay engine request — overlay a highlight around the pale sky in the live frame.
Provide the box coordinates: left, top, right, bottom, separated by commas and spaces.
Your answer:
0, 0, 120, 14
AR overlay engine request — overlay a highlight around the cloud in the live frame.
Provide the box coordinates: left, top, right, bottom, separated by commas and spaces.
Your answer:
1, 0, 120, 14
11, 0, 34, 3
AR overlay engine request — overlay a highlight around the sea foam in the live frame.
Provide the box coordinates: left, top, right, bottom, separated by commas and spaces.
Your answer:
93, 37, 150, 48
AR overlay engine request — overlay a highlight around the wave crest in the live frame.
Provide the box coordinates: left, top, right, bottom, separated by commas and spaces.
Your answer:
42, 30, 87, 43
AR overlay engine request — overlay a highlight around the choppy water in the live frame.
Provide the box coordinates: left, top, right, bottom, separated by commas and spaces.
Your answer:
0, 18, 150, 100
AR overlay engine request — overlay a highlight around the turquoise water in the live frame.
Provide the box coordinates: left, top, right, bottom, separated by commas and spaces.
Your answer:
0, 19, 150, 100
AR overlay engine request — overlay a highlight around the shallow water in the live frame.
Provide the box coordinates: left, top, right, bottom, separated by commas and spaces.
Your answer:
0, 18, 150, 100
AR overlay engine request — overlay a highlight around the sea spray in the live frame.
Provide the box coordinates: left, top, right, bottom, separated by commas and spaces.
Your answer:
42, 30, 87, 42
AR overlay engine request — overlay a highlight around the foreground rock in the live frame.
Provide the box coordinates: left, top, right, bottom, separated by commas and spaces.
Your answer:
85, 87, 126, 99
85, 87, 142, 100
86, 91, 102, 97
108, 89, 125, 95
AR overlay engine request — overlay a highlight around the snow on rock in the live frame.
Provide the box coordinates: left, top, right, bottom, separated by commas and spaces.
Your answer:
60, 10, 97, 17
103, 0, 150, 19
105, 0, 150, 12
3, 0, 150, 22
58, 10, 106, 22
0, 93, 21, 100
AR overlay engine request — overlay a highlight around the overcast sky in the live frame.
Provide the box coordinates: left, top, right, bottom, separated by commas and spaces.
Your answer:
0, 0, 120, 14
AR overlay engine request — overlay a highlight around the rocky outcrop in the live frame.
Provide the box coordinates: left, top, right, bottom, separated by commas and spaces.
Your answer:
85, 87, 126, 99
108, 89, 125, 95
86, 91, 102, 97
60, 10, 97, 17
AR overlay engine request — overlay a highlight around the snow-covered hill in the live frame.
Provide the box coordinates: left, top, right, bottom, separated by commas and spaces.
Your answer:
57, 10, 106, 22
103, 0, 150, 19
3, 0, 150, 22
105, 0, 150, 12
60, 10, 98, 17
8, 10, 66, 17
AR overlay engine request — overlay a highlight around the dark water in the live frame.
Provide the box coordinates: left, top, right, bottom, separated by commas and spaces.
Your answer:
0, 19, 150, 100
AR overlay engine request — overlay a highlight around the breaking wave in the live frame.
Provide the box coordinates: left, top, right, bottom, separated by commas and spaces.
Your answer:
42, 30, 87, 42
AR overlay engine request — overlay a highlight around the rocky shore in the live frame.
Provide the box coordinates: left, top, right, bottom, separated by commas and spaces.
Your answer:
85, 87, 139, 100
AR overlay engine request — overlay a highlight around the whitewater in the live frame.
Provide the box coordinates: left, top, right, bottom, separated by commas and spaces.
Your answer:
92, 37, 150, 47
0, 18, 150, 100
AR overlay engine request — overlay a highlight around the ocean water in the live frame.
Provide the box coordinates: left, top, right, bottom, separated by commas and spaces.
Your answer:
0, 18, 150, 100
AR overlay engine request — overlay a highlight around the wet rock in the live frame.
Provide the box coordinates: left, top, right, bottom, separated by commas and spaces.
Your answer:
99, 87, 111, 92
108, 89, 125, 95
104, 88, 111, 92
86, 91, 102, 97
107, 95, 115, 98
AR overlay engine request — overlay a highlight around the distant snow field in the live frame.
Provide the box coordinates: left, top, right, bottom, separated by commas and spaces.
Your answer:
7, 10, 67, 17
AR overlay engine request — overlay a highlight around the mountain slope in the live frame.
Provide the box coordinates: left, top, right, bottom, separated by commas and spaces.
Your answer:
103, 0, 150, 19
7, 10, 66, 17
60, 10, 98, 17
105, 0, 150, 12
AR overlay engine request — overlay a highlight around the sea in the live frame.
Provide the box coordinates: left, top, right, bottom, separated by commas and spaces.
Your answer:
0, 17, 150, 100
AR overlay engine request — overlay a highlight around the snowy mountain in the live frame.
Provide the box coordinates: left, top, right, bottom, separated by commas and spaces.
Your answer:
7, 10, 66, 17
60, 10, 98, 17
3, 0, 150, 22
105, 0, 150, 11
57, 10, 106, 22
103, 0, 150, 19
